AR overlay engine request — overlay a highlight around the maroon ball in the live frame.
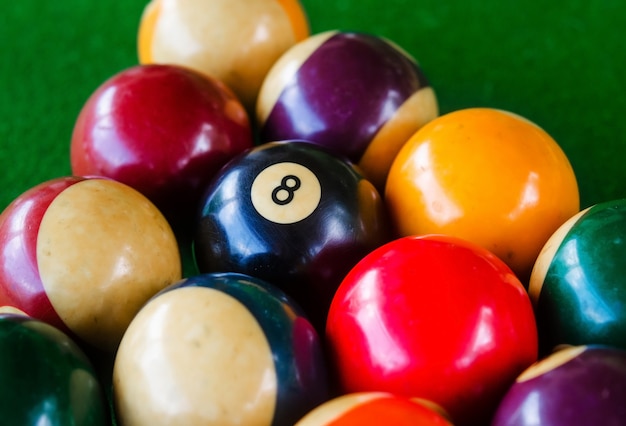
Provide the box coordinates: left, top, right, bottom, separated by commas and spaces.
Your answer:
492, 345, 626, 425
71, 64, 253, 226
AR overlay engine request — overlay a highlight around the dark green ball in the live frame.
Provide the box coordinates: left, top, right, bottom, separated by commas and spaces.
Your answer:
0, 314, 108, 425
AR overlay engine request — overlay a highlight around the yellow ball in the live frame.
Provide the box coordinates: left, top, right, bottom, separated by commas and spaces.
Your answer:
385, 107, 580, 282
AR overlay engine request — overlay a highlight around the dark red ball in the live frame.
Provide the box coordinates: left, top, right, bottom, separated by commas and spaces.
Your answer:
71, 64, 253, 225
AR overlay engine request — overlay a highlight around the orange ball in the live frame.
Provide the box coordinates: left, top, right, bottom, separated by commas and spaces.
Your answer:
385, 107, 579, 282
295, 392, 452, 426
138, 0, 310, 111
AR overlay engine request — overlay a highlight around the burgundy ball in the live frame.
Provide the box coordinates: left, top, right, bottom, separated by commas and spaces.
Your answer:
492, 345, 626, 425
71, 64, 253, 225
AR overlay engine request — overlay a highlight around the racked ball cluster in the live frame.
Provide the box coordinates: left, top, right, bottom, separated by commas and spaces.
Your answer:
3, 1, 626, 426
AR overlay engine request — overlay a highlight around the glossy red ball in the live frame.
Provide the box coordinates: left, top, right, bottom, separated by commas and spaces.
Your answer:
326, 235, 538, 426
71, 64, 253, 225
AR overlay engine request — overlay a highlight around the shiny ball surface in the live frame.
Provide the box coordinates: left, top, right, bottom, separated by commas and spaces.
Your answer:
0, 176, 182, 351
0, 314, 108, 425
530, 199, 626, 353
71, 64, 252, 224
492, 345, 626, 426
138, 0, 310, 110
385, 107, 579, 282
258, 30, 438, 190
326, 235, 538, 426
194, 141, 390, 328
114, 272, 329, 426
295, 392, 453, 426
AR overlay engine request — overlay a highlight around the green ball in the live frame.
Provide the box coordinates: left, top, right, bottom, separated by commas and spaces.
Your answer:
530, 199, 626, 354
0, 314, 108, 425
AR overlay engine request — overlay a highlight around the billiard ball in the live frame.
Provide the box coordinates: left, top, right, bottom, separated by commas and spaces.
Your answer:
113, 272, 329, 426
529, 199, 626, 353
0, 176, 181, 352
326, 234, 538, 426
492, 345, 626, 425
138, 0, 310, 111
295, 392, 453, 426
0, 313, 108, 425
71, 64, 253, 227
0, 306, 27, 315
385, 107, 580, 283
193, 140, 390, 329
257, 30, 438, 190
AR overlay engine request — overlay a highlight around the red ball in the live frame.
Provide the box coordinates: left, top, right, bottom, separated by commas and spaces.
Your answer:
326, 235, 538, 426
71, 64, 253, 225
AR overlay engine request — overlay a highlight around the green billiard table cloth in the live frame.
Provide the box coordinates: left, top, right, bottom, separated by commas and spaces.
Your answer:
1, 1, 625, 425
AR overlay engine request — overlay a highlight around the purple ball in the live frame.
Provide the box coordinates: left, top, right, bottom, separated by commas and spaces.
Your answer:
256, 30, 438, 190
492, 345, 626, 425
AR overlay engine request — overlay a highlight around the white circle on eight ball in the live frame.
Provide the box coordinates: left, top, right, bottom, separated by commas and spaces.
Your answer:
251, 162, 322, 224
